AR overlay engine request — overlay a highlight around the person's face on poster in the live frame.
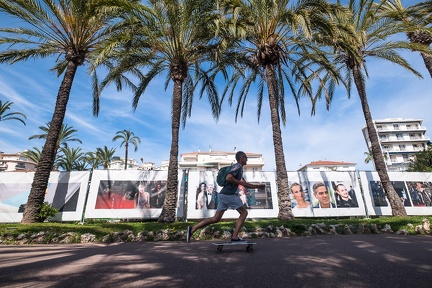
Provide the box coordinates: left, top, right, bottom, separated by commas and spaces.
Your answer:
291, 185, 304, 202
200, 183, 206, 192
139, 184, 146, 195
315, 186, 330, 206
337, 185, 349, 198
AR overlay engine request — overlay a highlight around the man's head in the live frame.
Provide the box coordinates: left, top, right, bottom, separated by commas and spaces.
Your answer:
313, 182, 330, 207
235, 151, 248, 166
208, 185, 214, 194
335, 184, 349, 199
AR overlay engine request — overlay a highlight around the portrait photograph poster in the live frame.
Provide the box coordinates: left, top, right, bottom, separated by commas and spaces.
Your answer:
3, 170, 432, 223
0, 171, 89, 222
84, 169, 174, 219
359, 171, 432, 216
287, 171, 367, 217
186, 171, 278, 219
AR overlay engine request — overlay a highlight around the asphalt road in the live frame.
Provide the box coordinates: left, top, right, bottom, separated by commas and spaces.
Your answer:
1, 235, 431, 288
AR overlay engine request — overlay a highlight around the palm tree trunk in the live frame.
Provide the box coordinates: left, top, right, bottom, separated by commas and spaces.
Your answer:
352, 66, 407, 216
21, 61, 79, 223
158, 79, 182, 222
407, 31, 432, 78
420, 52, 432, 78
265, 65, 294, 220
124, 143, 128, 170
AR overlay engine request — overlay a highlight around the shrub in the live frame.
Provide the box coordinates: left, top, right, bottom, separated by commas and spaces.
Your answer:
38, 202, 58, 222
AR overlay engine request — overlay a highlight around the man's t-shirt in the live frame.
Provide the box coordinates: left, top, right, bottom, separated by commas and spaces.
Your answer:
220, 163, 243, 195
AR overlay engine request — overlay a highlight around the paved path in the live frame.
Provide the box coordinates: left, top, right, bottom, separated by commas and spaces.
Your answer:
1, 235, 431, 288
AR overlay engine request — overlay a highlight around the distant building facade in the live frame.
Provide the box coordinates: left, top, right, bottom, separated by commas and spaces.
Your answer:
362, 118, 430, 171
108, 157, 156, 170
179, 149, 265, 171
0, 152, 36, 172
0, 149, 264, 172
107, 157, 169, 170
297, 160, 356, 172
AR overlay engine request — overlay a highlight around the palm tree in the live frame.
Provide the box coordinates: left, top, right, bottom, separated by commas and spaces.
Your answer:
364, 148, 389, 165
364, 150, 373, 164
73, 159, 91, 171
0, 0, 130, 223
96, 146, 116, 170
21, 147, 42, 166
377, 0, 432, 78
0, 100, 26, 125
56, 146, 85, 171
99, 0, 221, 222
328, 0, 428, 216
214, 0, 345, 220
84, 151, 102, 170
112, 129, 141, 170
408, 144, 432, 172
29, 122, 82, 161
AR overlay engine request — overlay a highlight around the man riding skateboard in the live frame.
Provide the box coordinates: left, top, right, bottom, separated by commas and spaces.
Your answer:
186, 151, 265, 242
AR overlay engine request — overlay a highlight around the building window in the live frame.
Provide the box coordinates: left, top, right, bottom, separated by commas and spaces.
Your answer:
410, 133, 421, 140
15, 162, 26, 169
396, 133, 403, 140
393, 124, 399, 130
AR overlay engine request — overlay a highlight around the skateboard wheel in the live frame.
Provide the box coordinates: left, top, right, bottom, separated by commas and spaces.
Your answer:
217, 246, 223, 253
246, 245, 253, 252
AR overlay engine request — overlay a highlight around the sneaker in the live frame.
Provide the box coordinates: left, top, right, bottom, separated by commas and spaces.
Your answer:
231, 237, 245, 242
186, 226, 192, 243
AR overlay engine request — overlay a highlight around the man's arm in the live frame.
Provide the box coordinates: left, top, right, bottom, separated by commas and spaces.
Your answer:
226, 174, 265, 189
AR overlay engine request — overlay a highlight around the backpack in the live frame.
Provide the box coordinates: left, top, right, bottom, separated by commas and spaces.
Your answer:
216, 165, 232, 187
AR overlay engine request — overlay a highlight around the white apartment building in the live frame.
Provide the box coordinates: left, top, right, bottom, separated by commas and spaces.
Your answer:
362, 118, 430, 171
1, 150, 263, 172
179, 149, 265, 171
297, 160, 356, 172
107, 158, 169, 170
0, 152, 37, 172
108, 157, 156, 170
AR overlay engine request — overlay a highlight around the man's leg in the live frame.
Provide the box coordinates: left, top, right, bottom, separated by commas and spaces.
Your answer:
191, 210, 225, 234
232, 206, 248, 240
187, 210, 225, 242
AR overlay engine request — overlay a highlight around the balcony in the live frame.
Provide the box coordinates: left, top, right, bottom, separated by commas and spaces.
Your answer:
0, 163, 7, 172
405, 125, 427, 131
383, 146, 422, 154
377, 125, 426, 132
380, 136, 429, 143
409, 136, 430, 142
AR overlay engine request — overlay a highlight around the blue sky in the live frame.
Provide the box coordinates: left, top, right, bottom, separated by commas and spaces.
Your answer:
0, 1, 431, 171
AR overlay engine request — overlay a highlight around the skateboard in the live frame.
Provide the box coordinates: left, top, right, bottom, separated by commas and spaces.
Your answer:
212, 241, 256, 253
